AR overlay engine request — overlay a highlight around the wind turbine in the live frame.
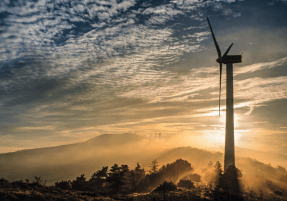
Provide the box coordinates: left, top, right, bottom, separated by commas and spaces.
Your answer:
207, 17, 242, 172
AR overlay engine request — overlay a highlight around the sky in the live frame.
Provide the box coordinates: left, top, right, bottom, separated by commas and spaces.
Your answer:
0, 0, 287, 154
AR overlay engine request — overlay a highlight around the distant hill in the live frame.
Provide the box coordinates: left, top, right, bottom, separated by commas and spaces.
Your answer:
85, 133, 146, 146
0, 133, 147, 165
0, 133, 161, 185
0, 133, 286, 189
145, 146, 223, 169
235, 146, 287, 168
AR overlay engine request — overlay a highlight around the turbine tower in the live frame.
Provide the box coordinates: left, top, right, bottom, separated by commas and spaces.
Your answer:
207, 17, 242, 172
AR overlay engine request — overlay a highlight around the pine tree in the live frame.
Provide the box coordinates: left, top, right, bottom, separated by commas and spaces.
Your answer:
107, 164, 129, 194
148, 159, 160, 174
126, 163, 145, 192
90, 166, 108, 192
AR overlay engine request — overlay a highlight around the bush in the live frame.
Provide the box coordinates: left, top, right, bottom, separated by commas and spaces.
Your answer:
152, 181, 177, 194
177, 179, 195, 190
55, 180, 71, 190
0, 178, 9, 185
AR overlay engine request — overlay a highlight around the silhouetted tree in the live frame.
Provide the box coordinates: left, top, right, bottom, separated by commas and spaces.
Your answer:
137, 159, 194, 193
204, 165, 244, 201
107, 164, 129, 194
148, 159, 160, 174
121, 165, 129, 174
125, 163, 145, 192
33, 176, 43, 185
92, 166, 108, 180
210, 161, 223, 185
72, 174, 87, 191
159, 159, 193, 182
220, 165, 243, 196
89, 166, 109, 192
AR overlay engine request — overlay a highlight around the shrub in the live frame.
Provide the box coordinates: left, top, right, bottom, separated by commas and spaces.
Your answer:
153, 181, 177, 194
0, 178, 9, 185
55, 180, 71, 190
177, 179, 194, 190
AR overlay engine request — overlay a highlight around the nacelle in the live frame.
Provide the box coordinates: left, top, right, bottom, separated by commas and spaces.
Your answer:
222, 55, 242, 64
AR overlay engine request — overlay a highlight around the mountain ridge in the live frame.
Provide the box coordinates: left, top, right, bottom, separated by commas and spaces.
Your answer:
0, 133, 286, 187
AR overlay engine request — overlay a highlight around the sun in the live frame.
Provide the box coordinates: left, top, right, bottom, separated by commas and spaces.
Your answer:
199, 113, 243, 148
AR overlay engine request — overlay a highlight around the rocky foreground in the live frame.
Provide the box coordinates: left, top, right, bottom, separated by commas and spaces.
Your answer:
1, 179, 286, 201
0, 179, 204, 201
0, 182, 103, 201
0, 185, 199, 201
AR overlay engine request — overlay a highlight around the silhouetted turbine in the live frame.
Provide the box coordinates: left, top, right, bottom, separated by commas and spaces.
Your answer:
207, 17, 242, 172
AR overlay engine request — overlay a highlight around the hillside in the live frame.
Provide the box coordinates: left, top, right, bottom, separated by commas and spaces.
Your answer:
0, 133, 287, 191
0, 133, 163, 186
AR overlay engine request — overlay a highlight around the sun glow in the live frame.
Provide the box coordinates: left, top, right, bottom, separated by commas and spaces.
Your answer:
198, 129, 244, 151
195, 111, 244, 149
202, 130, 225, 147
218, 112, 241, 127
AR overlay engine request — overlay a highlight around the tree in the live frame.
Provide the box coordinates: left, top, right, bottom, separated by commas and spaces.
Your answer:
219, 165, 243, 195
149, 159, 160, 174
126, 163, 145, 192
107, 164, 129, 194
91, 166, 108, 180
33, 176, 43, 185
72, 174, 87, 191
210, 161, 223, 185
121, 165, 129, 174
204, 164, 243, 200
159, 159, 193, 182
138, 159, 194, 192
89, 166, 108, 192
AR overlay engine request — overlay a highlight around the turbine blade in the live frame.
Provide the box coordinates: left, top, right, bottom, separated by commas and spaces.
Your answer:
207, 17, 221, 58
223, 43, 233, 58
219, 63, 222, 116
